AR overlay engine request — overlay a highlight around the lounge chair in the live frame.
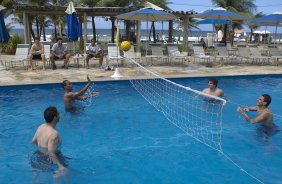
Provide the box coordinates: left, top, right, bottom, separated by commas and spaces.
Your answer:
146, 43, 168, 65
226, 41, 238, 55
192, 43, 210, 63
43, 44, 51, 68
5, 44, 29, 70
106, 43, 125, 66
167, 43, 188, 64
237, 45, 251, 64
268, 45, 282, 65
215, 43, 236, 64
248, 44, 271, 65
122, 44, 140, 67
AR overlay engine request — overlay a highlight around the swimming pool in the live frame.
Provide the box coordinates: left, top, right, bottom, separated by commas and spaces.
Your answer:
0, 75, 281, 183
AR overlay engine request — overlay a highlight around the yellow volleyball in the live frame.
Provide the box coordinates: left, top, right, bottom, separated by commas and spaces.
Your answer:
121, 41, 131, 52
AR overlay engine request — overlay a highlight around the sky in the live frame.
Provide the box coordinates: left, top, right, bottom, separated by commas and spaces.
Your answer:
168, 0, 282, 32
5, 0, 282, 32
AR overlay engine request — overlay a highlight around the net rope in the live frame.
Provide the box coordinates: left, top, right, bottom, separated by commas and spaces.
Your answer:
127, 58, 264, 184
129, 58, 226, 153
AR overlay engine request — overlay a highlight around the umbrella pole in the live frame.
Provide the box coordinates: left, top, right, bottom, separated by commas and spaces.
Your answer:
161, 21, 163, 41
275, 23, 278, 44
116, 44, 119, 68
146, 16, 148, 56
264, 25, 267, 44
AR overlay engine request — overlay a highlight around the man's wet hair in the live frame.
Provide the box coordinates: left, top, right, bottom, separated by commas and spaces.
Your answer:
57, 37, 63, 41
91, 38, 96, 42
44, 106, 58, 123
262, 94, 271, 107
34, 37, 40, 41
209, 77, 218, 87
62, 80, 69, 89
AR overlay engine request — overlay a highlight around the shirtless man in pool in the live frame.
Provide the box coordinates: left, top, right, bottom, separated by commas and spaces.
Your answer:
237, 94, 276, 130
31, 106, 67, 176
202, 77, 224, 97
62, 75, 99, 112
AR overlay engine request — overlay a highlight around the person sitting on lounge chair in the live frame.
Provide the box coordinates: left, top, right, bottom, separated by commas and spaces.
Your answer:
29, 37, 46, 70
50, 38, 70, 70
85, 39, 104, 69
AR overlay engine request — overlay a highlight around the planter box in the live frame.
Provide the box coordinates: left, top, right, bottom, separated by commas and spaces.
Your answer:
5, 48, 16, 55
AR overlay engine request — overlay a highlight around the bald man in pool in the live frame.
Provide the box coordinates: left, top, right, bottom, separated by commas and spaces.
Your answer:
237, 94, 276, 130
62, 75, 99, 112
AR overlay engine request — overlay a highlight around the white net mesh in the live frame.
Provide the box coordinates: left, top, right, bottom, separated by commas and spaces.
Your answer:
128, 58, 226, 152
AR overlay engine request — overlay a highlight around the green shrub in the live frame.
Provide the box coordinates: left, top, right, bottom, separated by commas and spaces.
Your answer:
2, 34, 23, 50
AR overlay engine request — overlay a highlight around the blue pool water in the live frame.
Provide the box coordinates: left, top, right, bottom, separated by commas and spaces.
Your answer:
0, 75, 281, 184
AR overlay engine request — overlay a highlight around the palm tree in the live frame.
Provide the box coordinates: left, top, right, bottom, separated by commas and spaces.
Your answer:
100, 0, 143, 42
145, 0, 170, 43
27, 0, 48, 37
246, 12, 265, 42
79, 0, 102, 42
50, 0, 68, 38
211, 0, 257, 43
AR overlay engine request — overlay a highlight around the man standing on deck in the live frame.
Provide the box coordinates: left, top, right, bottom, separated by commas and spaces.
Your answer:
203, 77, 224, 97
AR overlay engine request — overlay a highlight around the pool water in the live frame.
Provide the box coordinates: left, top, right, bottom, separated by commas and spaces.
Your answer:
0, 75, 281, 184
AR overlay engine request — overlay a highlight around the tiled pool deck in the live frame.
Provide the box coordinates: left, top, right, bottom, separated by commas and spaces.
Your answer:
1, 55, 282, 86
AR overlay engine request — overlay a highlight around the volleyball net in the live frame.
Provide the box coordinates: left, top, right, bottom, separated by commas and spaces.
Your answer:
128, 58, 226, 153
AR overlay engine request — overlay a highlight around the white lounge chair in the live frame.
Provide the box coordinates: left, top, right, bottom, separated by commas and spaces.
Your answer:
248, 44, 270, 65
5, 44, 29, 70
237, 45, 251, 64
192, 43, 210, 63
122, 44, 140, 67
167, 43, 188, 64
268, 45, 282, 65
106, 43, 124, 66
215, 43, 236, 64
146, 43, 168, 65
43, 44, 50, 67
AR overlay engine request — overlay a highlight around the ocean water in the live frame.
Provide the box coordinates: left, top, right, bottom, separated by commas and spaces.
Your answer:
9, 28, 282, 43
9, 28, 215, 42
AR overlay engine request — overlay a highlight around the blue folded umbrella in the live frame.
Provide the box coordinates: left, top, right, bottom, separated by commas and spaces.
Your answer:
65, 2, 82, 42
0, 11, 10, 43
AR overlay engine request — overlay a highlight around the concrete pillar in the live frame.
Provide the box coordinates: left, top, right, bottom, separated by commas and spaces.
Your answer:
136, 20, 141, 57
26, 14, 31, 45
168, 20, 173, 42
182, 16, 189, 54
83, 12, 87, 53
125, 20, 131, 41
23, 11, 28, 44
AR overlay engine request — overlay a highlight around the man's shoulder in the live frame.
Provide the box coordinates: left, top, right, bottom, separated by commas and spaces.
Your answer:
216, 88, 224, 94
64, 91, 76, 97
202, 88, 209, 93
